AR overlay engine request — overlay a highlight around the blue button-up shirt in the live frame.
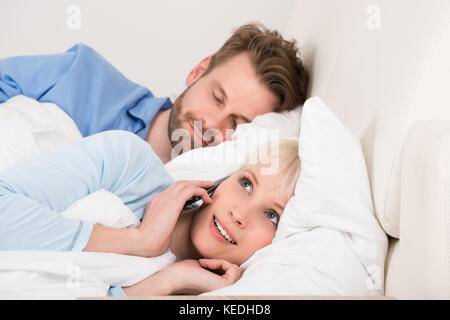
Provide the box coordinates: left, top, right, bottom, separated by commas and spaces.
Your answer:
0, 43, 173, 139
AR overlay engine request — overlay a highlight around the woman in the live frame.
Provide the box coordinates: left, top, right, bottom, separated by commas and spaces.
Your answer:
0, 130, 300, 296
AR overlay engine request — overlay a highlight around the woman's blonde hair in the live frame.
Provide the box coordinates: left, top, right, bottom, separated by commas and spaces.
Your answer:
241, 138, 301, 199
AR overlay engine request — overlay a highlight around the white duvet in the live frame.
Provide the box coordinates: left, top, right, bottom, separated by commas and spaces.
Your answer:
0, 95, 388, 299
0, 96, 176, 299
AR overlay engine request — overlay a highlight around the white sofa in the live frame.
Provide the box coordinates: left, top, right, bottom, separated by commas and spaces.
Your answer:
285, 0, 450, 299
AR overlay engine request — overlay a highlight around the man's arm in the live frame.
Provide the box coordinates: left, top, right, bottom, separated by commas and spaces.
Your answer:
0, 49, 75, 103
0, 44, 155, 137
0, 130, 174, 252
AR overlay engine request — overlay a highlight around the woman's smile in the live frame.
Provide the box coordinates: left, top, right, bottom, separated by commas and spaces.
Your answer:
209, 215, 237, 245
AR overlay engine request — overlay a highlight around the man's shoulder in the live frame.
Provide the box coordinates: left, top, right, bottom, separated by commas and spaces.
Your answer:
66, 42, 97, 54
64, 42, 107, 63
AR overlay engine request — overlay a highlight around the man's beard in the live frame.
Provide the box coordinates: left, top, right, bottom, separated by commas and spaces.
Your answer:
167, 90, 185, 148
167, 89, 198, 153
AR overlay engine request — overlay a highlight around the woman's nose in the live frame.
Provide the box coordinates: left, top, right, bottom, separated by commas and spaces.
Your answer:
230, 209, 247, 229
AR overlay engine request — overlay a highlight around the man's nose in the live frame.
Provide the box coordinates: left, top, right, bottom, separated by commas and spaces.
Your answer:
203, 112, 235, 137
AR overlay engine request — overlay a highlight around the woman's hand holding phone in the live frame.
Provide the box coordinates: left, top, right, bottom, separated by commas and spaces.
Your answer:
136, 180, 215, 258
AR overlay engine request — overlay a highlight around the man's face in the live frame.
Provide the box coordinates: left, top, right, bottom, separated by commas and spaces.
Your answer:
189, 165, 290, 266
168, 52, 279, 151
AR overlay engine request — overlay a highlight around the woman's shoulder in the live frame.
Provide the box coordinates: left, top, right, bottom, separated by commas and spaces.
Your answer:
79, 130, 162, 168
86, 130, 153, 151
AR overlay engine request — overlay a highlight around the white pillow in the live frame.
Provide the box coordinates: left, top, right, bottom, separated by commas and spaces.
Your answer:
165, 97, 388, 296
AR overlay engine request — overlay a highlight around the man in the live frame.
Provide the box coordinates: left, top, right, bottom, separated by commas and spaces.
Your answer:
0, 24, 308, 163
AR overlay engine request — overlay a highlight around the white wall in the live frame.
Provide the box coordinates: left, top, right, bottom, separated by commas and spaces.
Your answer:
0, 0, 296, 99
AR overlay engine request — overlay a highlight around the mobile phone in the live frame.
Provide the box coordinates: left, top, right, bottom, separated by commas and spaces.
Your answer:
183, 176, 229, 210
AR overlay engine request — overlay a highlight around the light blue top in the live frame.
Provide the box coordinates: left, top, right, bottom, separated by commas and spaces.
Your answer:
0, 43, 173, 139
0, 130, 175, 296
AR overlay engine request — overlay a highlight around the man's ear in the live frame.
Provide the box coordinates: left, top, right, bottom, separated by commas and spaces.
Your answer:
186, 55, 212, 87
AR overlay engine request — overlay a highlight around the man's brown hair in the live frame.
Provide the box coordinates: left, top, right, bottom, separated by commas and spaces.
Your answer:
204, 23, 309, 112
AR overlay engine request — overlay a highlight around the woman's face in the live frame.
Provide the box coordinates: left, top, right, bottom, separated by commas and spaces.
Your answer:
189, 165, 291, 265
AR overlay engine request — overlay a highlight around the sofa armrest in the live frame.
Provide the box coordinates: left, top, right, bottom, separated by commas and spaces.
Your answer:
385, 120, 450, 299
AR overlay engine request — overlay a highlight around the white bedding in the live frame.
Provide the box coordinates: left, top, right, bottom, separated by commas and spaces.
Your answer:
0, 95, 83, 172
0, 189, 176, 299
0, 96, 176, 299
0, 95, 387, 298
170, 97, 387, 296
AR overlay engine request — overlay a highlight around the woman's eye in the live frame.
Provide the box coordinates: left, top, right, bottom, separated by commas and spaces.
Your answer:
239, 177, 252, 193
266, 210, 279, 226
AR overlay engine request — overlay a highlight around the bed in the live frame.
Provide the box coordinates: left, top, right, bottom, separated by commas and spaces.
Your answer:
0, 94, 386, 298
1, 0, 450, 300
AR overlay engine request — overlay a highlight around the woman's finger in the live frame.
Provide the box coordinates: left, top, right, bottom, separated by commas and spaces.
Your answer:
167, 180, 215, 198
182, 186, 213, 204
199, 259, 241, 282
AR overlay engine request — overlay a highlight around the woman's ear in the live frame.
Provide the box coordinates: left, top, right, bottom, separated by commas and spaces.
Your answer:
186, 55, 212, 87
